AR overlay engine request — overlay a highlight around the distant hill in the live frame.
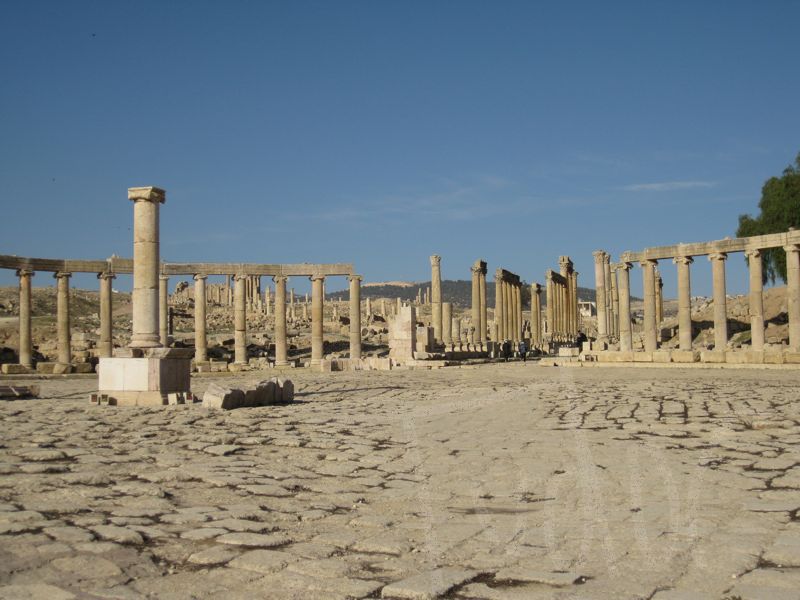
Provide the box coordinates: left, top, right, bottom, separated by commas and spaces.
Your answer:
326, 279, 633, 307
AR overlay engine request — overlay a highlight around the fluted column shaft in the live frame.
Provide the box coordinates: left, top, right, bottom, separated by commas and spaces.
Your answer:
785, 245, 800, 351
479, 269, 487, 341
348, 275, 362, 360
128, 186, 165, 348
745, 250, 764, 351
593, 251, 608, 341
531, 284, 541, 346
610, 269, 619, 338
709, 253, 728, 351
494, 272, 504, 341
674, 256, 693, 351
55, 272, 71, 365
194, 275, 208, 362
159, 275, 169, 347
98, 272, 115, 358
234, 275, 247, 364
603, 256, 612, 336
17, 269, 33, 367
311, 275, 324, 366
545, 276, 554, 337
274, 276, 288, 365
641, 260, 658, 352
618, 263, 633, 351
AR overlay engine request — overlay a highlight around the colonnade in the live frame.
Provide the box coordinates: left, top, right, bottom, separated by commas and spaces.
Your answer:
545, 256, 579, 342
599, 229, 800, 359
493, 268, 523, 342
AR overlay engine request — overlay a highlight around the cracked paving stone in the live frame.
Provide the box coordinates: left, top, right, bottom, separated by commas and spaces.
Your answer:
494, 567, 587, 586
90, 525, 144, 545
215, 532, 292, 547
187, 545, 240, 566
381, 568, 479, 599
227, 549, 296, 574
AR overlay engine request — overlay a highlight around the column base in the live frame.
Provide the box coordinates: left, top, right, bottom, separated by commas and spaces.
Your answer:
97, 350, 192, 407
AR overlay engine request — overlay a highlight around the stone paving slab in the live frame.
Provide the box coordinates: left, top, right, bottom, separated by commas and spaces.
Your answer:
0, 365, 799, 598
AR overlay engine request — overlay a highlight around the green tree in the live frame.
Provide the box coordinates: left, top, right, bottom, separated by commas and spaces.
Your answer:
737, 152, 800, 284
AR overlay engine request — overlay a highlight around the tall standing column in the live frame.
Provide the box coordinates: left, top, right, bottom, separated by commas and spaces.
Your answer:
603, 255, 612, 336
494, 270, 504, 341
745, 249, 764, 351
348, 275, 362, 360
233, 274, 247, 365
641, 259, 658, 353
128, 186, 165, 348
430, 255, 442, 342
265, 286, 271, 316
98, 272, 115, 358
310, 275, 325, 366
545, 273, 554, 337
531, 283, 542, 346
17, 269, 33, 367
479, 265, 487, 342
655, 270, 663, 342
54, 271, 72, 366
609, 269, 619, 338
194, 274, 208, 362
503, 279, 511, 340
159, 275, 169, 347
709, 252, 728, 351
593, 251, 608, 342
618, 263, 633, 351
442, 302, 453, 346
274, 276, 288, 365
785, 245, 800, 351
471, 265, 480, 340
673, 256, 693, 351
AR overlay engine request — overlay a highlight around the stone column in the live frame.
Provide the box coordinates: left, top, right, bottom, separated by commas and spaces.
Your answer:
310, 275, 325, 366
785, 245, 800, 351
609, 269, 619, 338
348, 275, 362, 360
673, 256, 693, 351
265, 286, 271, 316
494, 270, 504, 340
545, 273, 554, 337
128, 186, 165, 348
570, 272, 579, 335
471, 265, 480, 340
17, 269, 33, 367
502, 279, 511, 340
603, 255, 613, 336
593, 251, 608, 342
98, 272, 115, 358
655, 270, 663, 342
618, 263, 633, 351
54, 271, 71, 366
709, 252, 728, 351
531, 283, 542, 346
553, 280, 561, 338
479, 266, 487, 342
430, 255, 442, 342
273, 276, 288, 365
745, 249, 764, 351
233, 274, 247, 365
442, 302, 453, 346
194, 274, 208, 362
641, 260, 658, 352
515, 283, 522, 342
159, 275, 169, 347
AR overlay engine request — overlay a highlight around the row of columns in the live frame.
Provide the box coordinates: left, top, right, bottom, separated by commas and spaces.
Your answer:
545, 270, 573, 341
192, 273, 364, 367
611, 243, 800, 353
470, 260, 488, 343
494, 269, 523, 342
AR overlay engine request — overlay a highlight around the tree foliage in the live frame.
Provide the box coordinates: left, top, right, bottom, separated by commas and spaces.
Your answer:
736, 153, 800, 284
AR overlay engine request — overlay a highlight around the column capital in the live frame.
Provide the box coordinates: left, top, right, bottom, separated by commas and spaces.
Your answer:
545, 270, 554, 281
53, 271, 72, 280
783, 244, 800, 254
233, 273, 248, 281
98, 271, 116, 280
272, 275, 288, 284
128, 186, 166, 204
309, 274, 326, 282
618, 262, 633, 271
193, 274, 208, 281
673, 255, 694, 265
16, 268, 34, 278
159, 274, 170, 281
532, 282, 541, 293
744, 248, 762, 259
708, 252, 728, 262
430, 255, 441, 266
639, 259, 657, 268
470, 265, 482, 275
592, 250, 607, 263
347, 274, 363, 283
495, 268, 505, 281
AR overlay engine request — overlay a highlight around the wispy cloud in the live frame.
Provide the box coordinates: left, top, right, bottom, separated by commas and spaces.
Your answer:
620, 180, 717, 192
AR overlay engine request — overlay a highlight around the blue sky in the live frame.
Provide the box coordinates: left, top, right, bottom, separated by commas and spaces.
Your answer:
1, 1, 798, 297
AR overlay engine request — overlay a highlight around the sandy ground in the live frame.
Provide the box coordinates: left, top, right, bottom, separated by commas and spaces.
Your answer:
1, 365, 799, 599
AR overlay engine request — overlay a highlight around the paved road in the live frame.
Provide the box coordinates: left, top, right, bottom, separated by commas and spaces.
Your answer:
1, 365, 799, 599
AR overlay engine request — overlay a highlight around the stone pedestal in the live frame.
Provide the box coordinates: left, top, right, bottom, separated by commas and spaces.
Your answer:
98, 348, 193, 406
389, 306, 417, 362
